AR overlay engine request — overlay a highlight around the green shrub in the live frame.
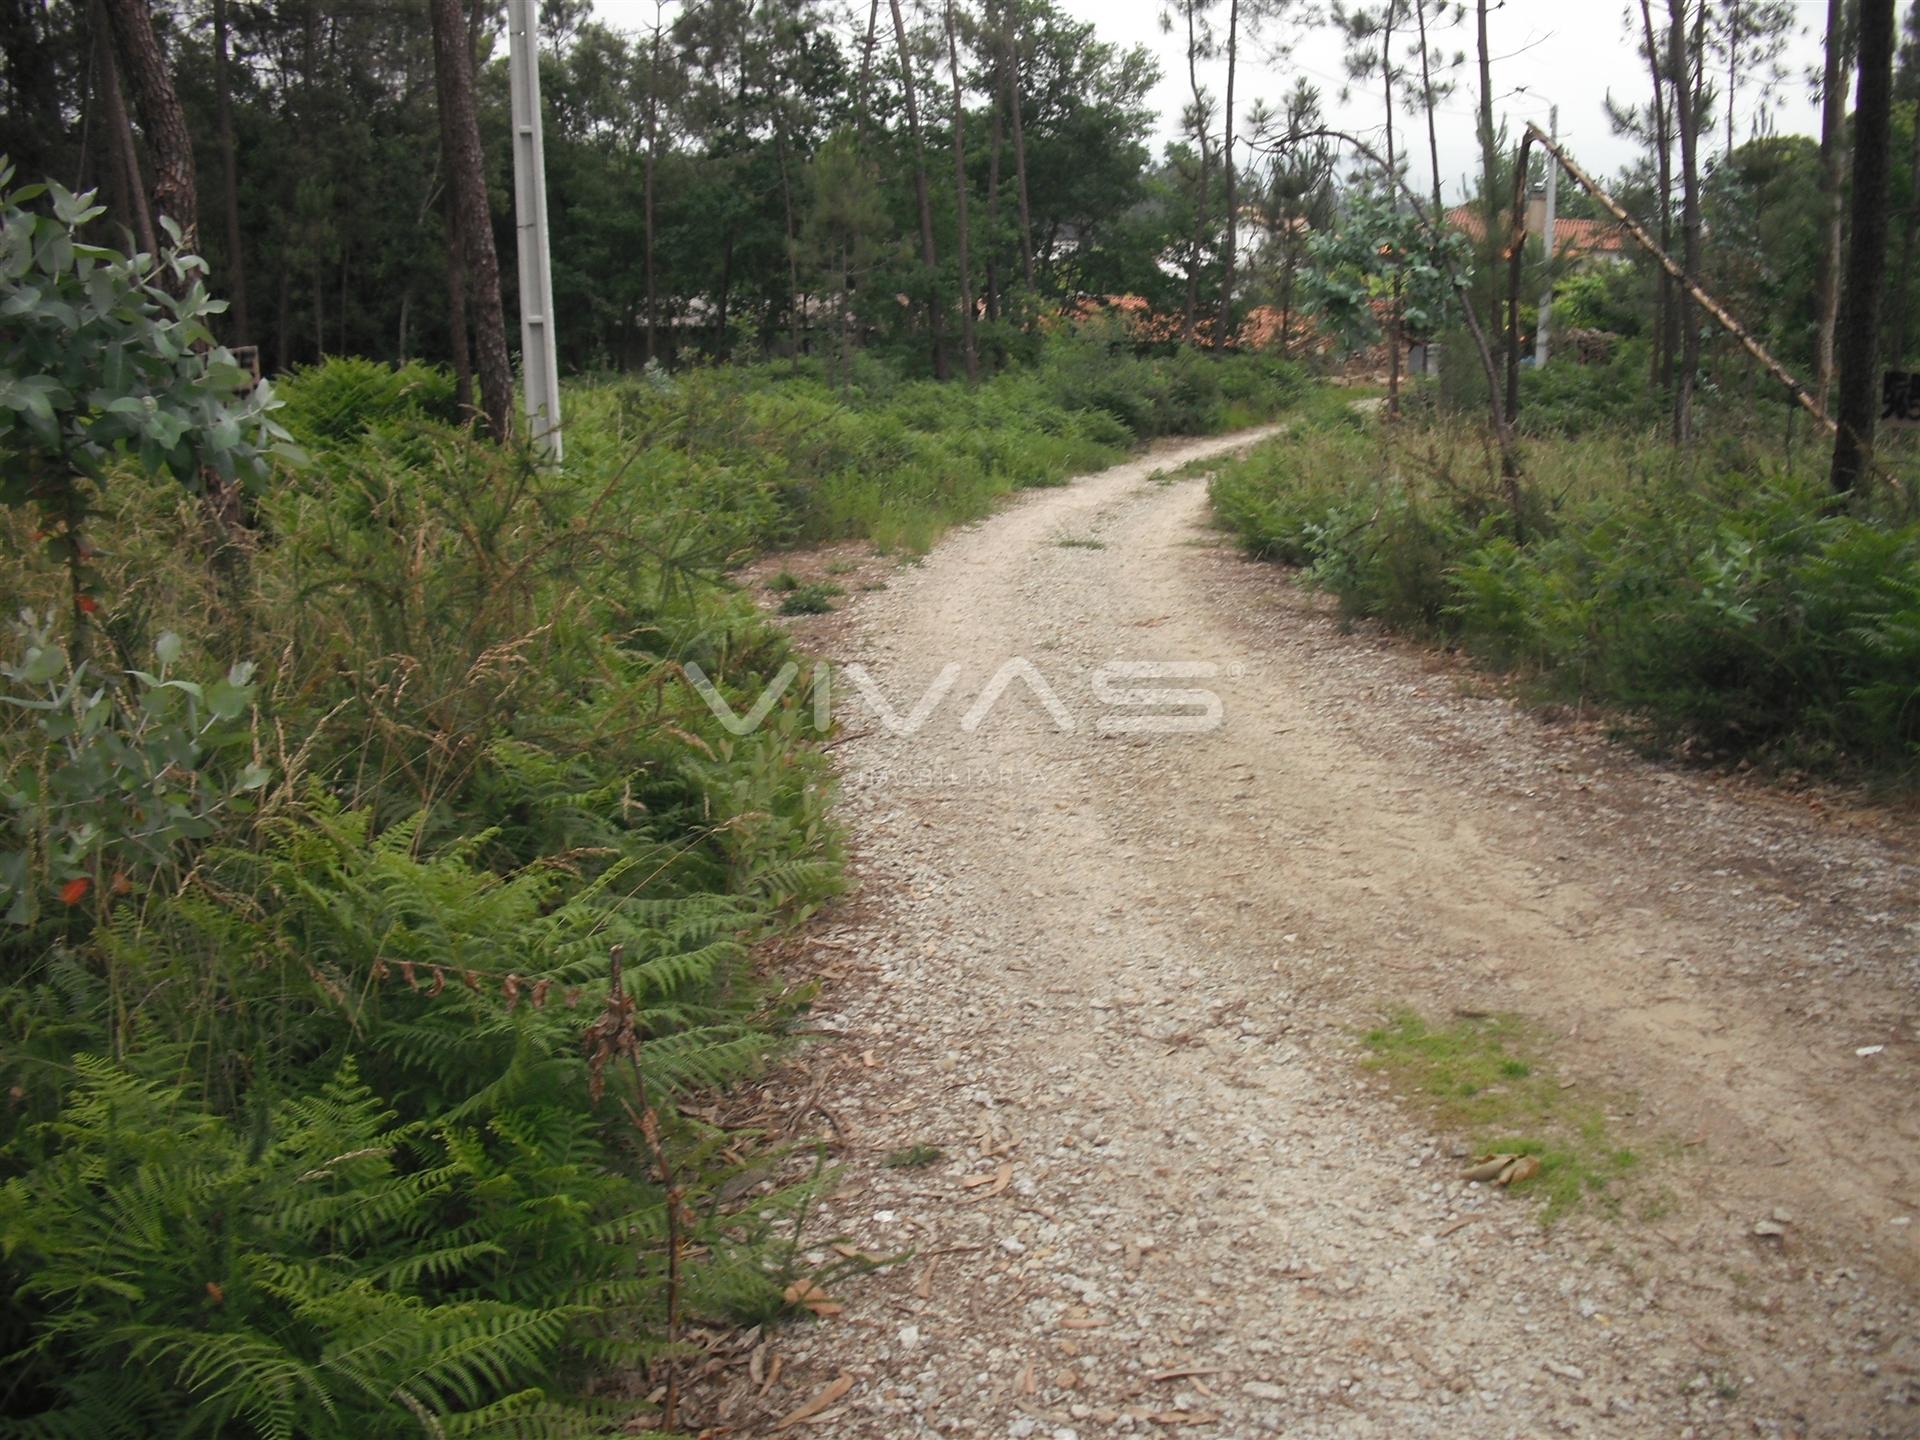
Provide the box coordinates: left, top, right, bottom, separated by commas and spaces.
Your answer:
274, 357, 460, 446
1212, 421, 1920, 772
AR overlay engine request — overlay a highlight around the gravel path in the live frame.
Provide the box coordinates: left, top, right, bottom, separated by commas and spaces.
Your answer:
711, 428, 1919, 1439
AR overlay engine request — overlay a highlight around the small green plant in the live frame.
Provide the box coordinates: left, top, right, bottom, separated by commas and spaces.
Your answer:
1361, 1010, 1637, 1223
882, 1144, 944, 1169
767, 570, 803, 592
778, 582, 843, 615
1054, 535, 1107, 550
824, 559, 859, 576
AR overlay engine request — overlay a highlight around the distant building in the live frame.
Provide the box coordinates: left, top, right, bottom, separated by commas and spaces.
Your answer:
1443, 194, 1630, 263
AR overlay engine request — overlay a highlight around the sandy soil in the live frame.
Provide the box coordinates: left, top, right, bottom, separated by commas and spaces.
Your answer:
704, 427, 1919, 1439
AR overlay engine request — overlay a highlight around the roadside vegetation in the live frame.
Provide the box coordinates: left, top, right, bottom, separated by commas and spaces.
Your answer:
0, 178, 1307, 1434
1210, 372, 1920, 777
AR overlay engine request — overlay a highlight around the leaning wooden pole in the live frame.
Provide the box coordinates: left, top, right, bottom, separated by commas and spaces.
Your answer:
1508, 122, 1840, 440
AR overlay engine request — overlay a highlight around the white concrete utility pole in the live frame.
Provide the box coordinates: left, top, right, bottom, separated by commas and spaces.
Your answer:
508, 0, 563, 460
1534, 104, 1559, 370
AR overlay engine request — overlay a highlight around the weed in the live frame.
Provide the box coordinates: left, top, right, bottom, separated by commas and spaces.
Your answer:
1361, 1010, 1637, 1223
825, 559, 859, 575
1055, 535, 1108, 550
779, 582, 844, 615
883, 1144, 945, 1169
768, 570, 803, 592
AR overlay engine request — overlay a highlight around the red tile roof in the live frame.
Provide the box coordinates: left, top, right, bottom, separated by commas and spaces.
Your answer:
1443, 203, 1628, 256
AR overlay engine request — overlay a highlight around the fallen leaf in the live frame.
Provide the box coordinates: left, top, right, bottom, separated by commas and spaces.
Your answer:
1017, 1359, 1036, 1396
916, 1260, 937, 1300
1499, 1155, 1542, 1187
782, 1280, 842, 1317
1060, 1316, 1107, 1330
774, 1374, 852, 1429
962, 1161, 1014, 1201
1462, 1154, 1518, 1183
1150, 1368, 1226, 1382
1149, 1411, 1221, 1426
1856, 1045, 1885, 1057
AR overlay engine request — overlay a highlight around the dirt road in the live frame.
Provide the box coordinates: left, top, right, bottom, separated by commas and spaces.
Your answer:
719, 428, 1920, 1437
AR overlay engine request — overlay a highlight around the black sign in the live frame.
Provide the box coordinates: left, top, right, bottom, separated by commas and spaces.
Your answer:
1884, 370, 1920, 427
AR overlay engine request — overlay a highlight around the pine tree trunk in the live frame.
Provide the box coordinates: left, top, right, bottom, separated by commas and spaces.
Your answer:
1668, 0, 1702, 444
428, 0, 513, 440
91, 4, 156, 257
1215, 0, 1239, 351
1814, 0, 1848, 406
212, 0, 248, 339
856, 0, 881, 140
985, 21, 1004, 326
99, 0, 196, 257
275, 265, 290, 371
1384, 1, 1401, 418
1638, 0, 1676, 396
1891, 77, 1920, 364
1006, 0, 1036, 299
1726, 0, 1739, 158
645, 12, 661, 365
1417, 0, 1444, 217
444, 200, 474, 415
889, 0, 948, 379
1181, 0, 1208, 345
775, 123, 802, 356
1831, 0, 1897, 493
1476, 0, 1498, 339
945, 0, 979, 381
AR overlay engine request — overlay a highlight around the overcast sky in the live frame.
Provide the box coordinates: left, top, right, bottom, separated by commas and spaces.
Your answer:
589, 0, 1836, 203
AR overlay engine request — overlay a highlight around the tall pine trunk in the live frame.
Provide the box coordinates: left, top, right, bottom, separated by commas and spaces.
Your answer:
889, 0, 948, 378
1476, 0, 1498, 339
644, 11, 662, 365
1417, 0, 1444, 217
99, 0, 196, 258
1892, 57, 1920, 364
1668, 0, 1702, 444
1831, 0, 1897, 493
1006, 0, 1036, 299
1180, 0, 1209, 345
90, 3, 156, 257
212, 0, 248, 339
1215, 0, 1239, 351
1638, 0, 1676, 396
1383, 1, 1401, 418
443, 201, 473, 414
944, 0, 978, 381
1814, 0, 1848, 406
428, 0, 512, 439
985, 60, 1003, 324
